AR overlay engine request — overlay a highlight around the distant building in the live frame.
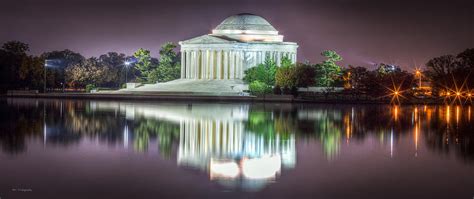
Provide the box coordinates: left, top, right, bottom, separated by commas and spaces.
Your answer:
375, 63, 401, 74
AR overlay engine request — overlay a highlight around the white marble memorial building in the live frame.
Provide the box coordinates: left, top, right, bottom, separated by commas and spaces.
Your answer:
179, 13, 298, 80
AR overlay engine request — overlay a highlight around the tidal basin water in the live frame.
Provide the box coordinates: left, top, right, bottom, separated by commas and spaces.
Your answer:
1, 99, 473, 199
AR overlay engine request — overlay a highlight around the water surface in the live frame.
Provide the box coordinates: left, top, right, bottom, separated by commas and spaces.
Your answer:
1, 98, 473, 199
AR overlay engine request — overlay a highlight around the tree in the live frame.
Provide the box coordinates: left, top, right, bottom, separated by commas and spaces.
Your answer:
133, 48, 154, 83
18, 56, 44, 90
154, 42, 180, 82
425, 55, 459, 95
98, 52, 126, 87
0, 41, 30, 92
41, 49, 85, 89
294, 63, 316, 87
275, 56, 297, 89
243, 56, 277, 86
65, 57, 109, 88
346, 66, 370, 92
315, 50, 343, 87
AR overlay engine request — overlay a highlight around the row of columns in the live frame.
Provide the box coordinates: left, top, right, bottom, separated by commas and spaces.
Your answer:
181, 50, 297, 80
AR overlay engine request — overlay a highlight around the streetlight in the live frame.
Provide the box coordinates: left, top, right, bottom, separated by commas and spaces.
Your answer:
415, 69, 422, 88
44, 60, 50, 93
124, 61, 131, 84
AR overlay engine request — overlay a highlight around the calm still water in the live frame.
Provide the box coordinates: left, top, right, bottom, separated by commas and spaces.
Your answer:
0, 98, 473, 199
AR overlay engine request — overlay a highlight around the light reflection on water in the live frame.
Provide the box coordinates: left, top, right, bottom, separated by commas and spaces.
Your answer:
1, 98, 474, 198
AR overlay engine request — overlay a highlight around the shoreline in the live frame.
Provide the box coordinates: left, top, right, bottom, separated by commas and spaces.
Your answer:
2, 92, 452, 105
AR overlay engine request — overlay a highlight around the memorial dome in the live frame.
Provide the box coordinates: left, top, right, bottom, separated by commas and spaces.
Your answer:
211, 13, 282, 42
213, 13, 278, 33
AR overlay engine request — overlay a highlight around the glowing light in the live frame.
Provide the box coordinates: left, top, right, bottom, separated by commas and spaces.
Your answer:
210, 160, 240, 179
456, 92, 461, 96
456, 106, 460, 124
446, 106, 450, 124
242, 155, 281, 179
392, 106, 399, 121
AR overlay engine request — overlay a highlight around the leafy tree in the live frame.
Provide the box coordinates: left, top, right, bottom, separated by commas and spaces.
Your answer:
18, 55, 44, 90
0, 41, 30, 92
65, 57, 109, 88
425, 55, 459, 95
133, 48, 154, 83
294, 63, 316, 87
346, 66, 370, 92
98, 52, 127, 87
315, 50, 343, 87
154, 42, 181, 82
41, 49, 85, 89
243, 56, 277, 86
275, 56, 297, 89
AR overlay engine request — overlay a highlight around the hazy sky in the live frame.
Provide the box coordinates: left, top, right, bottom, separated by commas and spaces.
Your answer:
1, 0, 473, 69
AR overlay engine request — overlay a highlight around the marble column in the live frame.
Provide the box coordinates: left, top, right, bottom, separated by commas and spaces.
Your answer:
234, 51, 239, 79
223, 51, 229, 79
229, 51, 235, 79
276, 51, 281, 66
189, 51, 194, 79
185, 51, 191, 79
202, 50, 207, 79
216, 51, 222, 79
209, 50, 214, 79
194, 51, 200, 79
181, 50, 185, 78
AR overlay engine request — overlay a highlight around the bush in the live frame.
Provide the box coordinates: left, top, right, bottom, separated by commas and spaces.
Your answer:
249, 80, 271, 96
85, 84, 97, 93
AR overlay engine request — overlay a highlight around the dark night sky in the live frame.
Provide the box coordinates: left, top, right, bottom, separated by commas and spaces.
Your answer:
1, 0, 473, 69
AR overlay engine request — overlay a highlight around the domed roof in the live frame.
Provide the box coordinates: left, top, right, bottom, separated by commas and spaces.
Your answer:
214, 13, 277, 32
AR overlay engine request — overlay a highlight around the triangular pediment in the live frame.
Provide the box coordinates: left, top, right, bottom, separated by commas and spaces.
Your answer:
180, 35, 235, 44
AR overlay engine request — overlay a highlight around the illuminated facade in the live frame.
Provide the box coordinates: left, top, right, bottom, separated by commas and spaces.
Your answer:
179, 13, 298, 80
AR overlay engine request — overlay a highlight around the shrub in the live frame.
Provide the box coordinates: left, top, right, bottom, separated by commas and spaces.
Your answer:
249, 80, 271, 96
85, 84, 97, 93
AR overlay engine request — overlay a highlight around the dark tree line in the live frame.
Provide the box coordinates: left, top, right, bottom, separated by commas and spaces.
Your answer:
424, 48, 474, 96
0, 40, 181, 93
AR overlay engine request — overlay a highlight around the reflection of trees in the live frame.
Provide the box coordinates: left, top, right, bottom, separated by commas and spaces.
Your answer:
425, 106, 474, 162
0, 100, 43, 154
45, 100, 124, 146
245, 104, 297, 144
317, 116, 342, 159
298, 107, 343, 159
132, 118, 180, 157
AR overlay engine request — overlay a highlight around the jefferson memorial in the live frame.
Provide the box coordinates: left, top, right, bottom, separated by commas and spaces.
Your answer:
122, 13, 298, 94
179, 13, 298, 80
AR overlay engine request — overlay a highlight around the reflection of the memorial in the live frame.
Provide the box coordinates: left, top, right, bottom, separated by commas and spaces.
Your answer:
92, 101, 296, 190
2, 99, 474, 190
